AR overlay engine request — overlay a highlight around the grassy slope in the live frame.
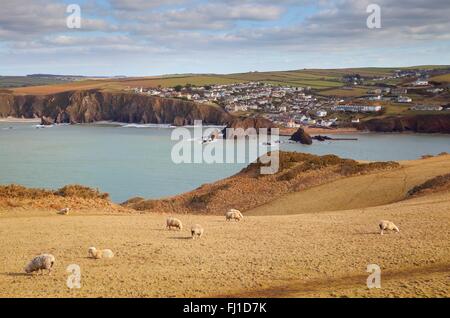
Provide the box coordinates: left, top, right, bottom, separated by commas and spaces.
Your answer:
430, 73, 450, 83
246, 154, 450, 216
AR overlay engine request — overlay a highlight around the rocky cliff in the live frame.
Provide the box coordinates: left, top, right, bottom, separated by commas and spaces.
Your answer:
0, 90, 232, 126
359, 114, 450, 133
222, 117, 275, 138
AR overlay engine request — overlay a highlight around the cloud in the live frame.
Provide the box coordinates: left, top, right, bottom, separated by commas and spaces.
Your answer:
0, 0, 449, 75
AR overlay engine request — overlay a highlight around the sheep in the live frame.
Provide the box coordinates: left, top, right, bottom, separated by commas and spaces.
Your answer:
191, 224, 204, 239
225, 209, 244, 222
58, 208, 70, 215
166, 217, 183, 231
24, 254, 55, 275
88, 247, 114, 259
379, 220, 400, 235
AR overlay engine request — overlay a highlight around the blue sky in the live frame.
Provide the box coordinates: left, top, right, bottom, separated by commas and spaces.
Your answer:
0, 0, 449, 76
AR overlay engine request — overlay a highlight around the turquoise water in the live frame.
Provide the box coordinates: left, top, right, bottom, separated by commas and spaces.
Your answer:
1, 122, 450, 202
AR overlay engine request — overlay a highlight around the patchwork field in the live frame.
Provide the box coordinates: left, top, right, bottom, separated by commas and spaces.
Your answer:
431, 73, 450, 83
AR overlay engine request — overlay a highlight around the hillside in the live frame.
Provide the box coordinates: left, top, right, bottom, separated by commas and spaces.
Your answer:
247, 153, 450, 215
358, 115, 450, 134
3, 152, 450, 216
0, 153, 449, 297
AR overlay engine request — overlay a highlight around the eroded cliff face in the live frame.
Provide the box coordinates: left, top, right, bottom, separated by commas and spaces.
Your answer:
0, 90, 232, 126
222, 117, 275, 138
359, 115, 450, 133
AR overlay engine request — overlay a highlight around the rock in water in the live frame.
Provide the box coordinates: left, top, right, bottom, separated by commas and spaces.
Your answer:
222, 117, 275, 138
290, 128, 312, 145
40, 116, 54, 126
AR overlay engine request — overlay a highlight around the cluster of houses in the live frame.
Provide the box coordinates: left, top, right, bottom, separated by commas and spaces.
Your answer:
128, 68, 448, 129
334, 105, 383, 113
131, 82, 385, 128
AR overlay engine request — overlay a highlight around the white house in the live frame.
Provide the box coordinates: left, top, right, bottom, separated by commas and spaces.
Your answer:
368, 95, 382, 101
316, 110, 328, 117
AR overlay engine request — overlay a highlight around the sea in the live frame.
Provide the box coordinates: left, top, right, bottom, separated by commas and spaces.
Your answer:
1, 122, 449, 202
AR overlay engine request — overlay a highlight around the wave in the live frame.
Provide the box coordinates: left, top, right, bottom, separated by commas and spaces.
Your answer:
183, 125, 226, 129
34, 124, 54, 128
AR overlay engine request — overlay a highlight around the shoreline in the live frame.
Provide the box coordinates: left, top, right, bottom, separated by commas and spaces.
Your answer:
0, 117, 41, 123
2, 118, 449, 136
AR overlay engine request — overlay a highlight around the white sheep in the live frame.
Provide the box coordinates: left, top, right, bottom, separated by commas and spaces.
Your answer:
88, 247, 114, 259
24, 254, 55, 275
191, 224, 204, 239
58, 208, 70, 215
379, 220, 400, 235
166, 217, 183, 231
225, 209, 244, 222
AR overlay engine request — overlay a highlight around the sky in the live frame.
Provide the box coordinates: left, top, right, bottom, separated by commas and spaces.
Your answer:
0, 0, 449, 76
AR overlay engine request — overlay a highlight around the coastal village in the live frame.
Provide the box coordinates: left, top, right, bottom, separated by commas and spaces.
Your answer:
131, 67, 450, 130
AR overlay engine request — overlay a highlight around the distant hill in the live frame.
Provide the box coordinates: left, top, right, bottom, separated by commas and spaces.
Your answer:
4, 65, 450, 93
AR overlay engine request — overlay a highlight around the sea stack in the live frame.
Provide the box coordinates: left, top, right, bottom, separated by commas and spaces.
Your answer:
222, 117, 275, 138
290, 127, 313, 145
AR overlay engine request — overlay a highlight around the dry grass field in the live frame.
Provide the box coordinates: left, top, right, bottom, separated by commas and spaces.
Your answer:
0, 155, 449, 298
430, 73, 450, 83
0, 191, 448, 298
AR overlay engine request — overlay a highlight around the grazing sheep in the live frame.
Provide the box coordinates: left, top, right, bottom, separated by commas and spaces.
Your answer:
88, 247, 114, 259
24, 254, 55, 275
379, 220, 400, 235
191, 224, 204, 239
225, 209, 244, 222
58, 208, 70, 215
166, 217, 183, 231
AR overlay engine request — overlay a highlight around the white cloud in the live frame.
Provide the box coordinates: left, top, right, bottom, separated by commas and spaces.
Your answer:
0, 0, 449, 75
